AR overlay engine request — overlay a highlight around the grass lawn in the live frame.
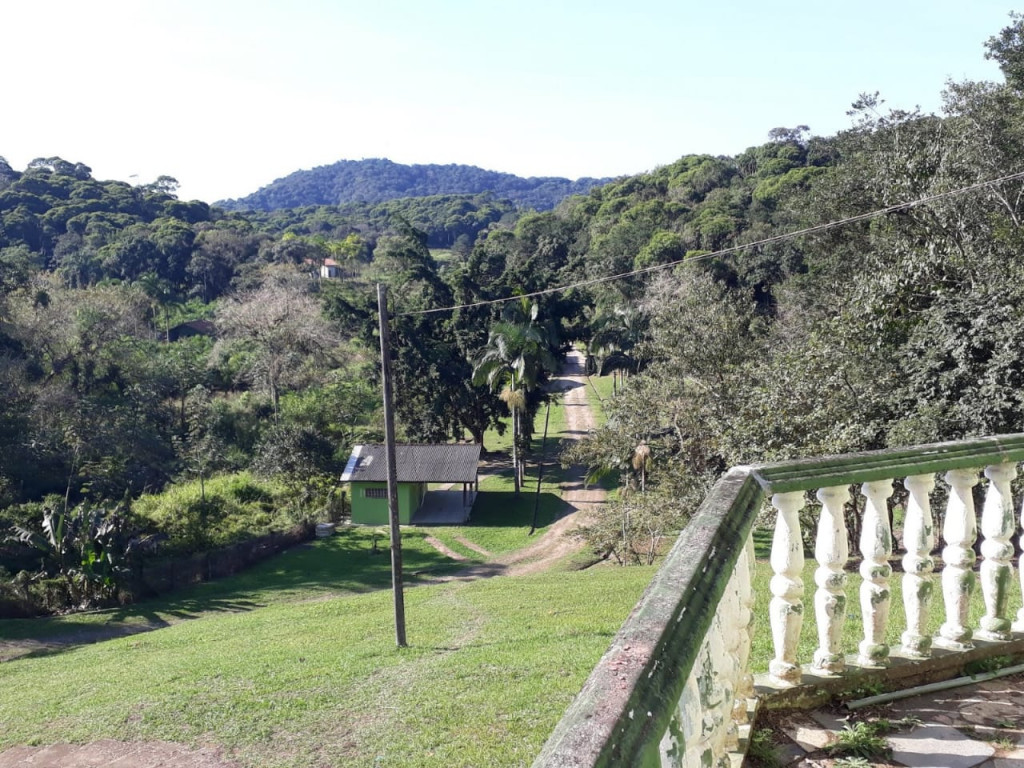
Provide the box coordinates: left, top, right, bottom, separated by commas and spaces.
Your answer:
0, 529, 469, 644
0, 562, 655, 768
428, 394, 572, 557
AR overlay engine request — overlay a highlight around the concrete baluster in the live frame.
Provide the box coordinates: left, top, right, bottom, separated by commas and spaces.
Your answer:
901, 474, 936, 657
769, 491, 805, 686
935, 469, 979, 651
858, 480, 894, 667
977, 463, 1017, 641
812, 485, 850, 674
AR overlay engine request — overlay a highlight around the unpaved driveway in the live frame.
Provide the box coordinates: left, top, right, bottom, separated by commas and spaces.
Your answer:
421, 348, 606, 579
0, 739, 238, 767
500, 348, 604, 575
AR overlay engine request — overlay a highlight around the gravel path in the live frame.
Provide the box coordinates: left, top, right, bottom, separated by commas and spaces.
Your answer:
500, 348, 604, 576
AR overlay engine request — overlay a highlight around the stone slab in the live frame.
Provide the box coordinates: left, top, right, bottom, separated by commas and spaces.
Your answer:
784, 725, 833, 751
779, 712, 834, 751
775, 741, 807, 766
808, 709, 847, 731
888, 723, 995, 768
958, 699, 1022, 727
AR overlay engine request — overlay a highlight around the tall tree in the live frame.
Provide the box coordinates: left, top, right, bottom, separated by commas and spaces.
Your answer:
472, 305, 557, 493
214, 278, 342, 416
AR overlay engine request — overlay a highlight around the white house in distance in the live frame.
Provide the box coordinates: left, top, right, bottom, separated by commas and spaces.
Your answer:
320, 258, 342, 279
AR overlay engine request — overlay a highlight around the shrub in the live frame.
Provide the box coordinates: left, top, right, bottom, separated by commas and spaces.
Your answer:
131, 472, 293, 555
825, 721, 892, 761
27, 577, 74, 615
0, 568, 36, 618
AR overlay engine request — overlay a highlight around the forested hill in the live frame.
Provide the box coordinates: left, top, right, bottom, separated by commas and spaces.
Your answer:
216, 158, 613, 212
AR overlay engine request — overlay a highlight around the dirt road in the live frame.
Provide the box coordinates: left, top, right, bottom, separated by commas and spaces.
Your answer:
498, 348, 605, 575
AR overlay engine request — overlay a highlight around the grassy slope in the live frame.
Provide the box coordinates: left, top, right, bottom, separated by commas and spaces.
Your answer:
0, 371, 653, 767
0, 564, 654, 768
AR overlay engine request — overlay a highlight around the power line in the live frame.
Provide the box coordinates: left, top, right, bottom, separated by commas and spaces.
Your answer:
398, 169, 1024, 317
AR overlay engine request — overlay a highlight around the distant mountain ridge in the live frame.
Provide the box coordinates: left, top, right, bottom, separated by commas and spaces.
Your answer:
216, 158, 614, 212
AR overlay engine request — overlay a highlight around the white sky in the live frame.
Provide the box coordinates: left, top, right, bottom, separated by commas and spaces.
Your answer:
1, 0, 1011, 203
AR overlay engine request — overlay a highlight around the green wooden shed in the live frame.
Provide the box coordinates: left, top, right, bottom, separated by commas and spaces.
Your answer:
341, 444, 481, 525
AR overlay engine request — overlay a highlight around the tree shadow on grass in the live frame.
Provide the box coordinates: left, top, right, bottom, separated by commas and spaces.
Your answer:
0, 528, 465, 661
463, 491, 566, 530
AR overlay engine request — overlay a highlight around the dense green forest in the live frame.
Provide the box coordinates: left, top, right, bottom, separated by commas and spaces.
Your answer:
216, 158, 612, 212
4, 15, 1024, 607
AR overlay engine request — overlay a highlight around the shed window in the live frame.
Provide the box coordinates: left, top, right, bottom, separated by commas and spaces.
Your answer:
364, 487, 387, 499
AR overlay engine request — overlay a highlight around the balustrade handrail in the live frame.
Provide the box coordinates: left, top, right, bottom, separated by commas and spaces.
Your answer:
532, 467, 762, 767
532, 433, 1024, 768
751, 433, 1024, 493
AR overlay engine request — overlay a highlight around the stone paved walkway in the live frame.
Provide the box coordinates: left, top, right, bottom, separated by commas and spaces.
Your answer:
761, 672, 1024, 767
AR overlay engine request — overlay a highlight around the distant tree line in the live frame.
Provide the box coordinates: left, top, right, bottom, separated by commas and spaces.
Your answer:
216, 158, 613, 212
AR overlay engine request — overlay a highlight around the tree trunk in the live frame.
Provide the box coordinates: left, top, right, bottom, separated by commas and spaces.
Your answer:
511, 404, 520, 495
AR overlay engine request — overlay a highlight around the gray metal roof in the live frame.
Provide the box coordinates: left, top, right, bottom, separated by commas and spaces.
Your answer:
340, 444, 481, 484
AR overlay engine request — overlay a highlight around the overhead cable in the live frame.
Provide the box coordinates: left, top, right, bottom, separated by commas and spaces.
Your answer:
398, 169, 1024, 317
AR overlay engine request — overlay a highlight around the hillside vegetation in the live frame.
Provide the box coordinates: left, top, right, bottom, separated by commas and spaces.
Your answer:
216, 157, 612, 212
3, 14, 1024, 606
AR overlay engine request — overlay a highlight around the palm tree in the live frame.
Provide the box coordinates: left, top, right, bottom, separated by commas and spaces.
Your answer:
472, 317, 557, 494
589, 305, 648, 394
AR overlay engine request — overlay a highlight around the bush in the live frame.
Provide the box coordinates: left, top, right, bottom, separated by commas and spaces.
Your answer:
27, 577, 74, 615
0, 568, 36, 618
131, 472, 294, 555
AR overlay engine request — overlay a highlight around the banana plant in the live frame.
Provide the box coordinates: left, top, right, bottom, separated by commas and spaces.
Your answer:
9, 503, 131, 608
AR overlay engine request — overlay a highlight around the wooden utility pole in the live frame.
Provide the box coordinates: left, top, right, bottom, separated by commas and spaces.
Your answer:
377, 284, 407, 647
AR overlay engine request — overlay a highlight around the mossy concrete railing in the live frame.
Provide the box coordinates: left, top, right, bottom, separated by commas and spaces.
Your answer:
532, 434, 1024, 768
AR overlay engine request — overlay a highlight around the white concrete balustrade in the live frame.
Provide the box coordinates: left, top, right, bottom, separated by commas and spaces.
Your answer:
534, 439, 1024, 768
676, 460, 1024, 767
767, 462, 1024, 686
